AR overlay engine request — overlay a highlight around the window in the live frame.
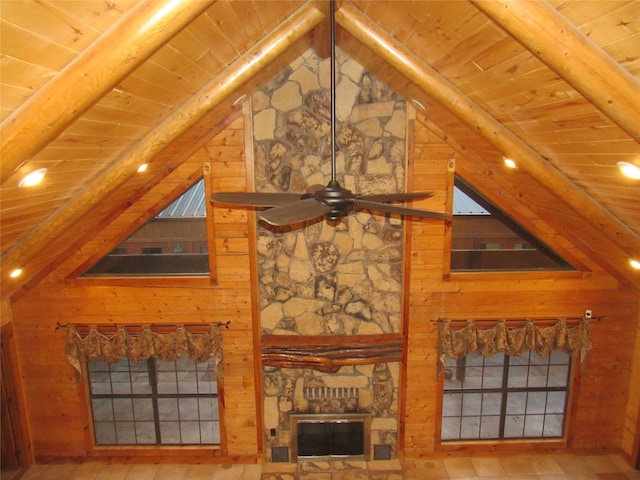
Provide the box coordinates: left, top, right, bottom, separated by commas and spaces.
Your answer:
451, 177, 574, 272
441, 350, 571, 441
83, 179, 209, 277
87, 356, 220, 445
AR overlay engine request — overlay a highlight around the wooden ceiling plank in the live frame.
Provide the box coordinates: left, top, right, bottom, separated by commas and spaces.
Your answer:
49, 1, 139, 33
227, 1, 265, 42
0, 1, 325, 300
336, 2, 640, 273
1, 1, 103, 52
470, 0, 640, 142
0, 0, 215, 185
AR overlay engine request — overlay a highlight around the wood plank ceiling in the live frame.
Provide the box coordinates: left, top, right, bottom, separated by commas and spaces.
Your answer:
1, 0, 639, 300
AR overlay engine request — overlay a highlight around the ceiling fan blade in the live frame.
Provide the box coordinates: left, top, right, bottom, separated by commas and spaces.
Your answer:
360, 191, 434, 203
211, 192, 304, 207
354, 199, 452, 220
307, 184, 325, 193
259, 198, 333, 226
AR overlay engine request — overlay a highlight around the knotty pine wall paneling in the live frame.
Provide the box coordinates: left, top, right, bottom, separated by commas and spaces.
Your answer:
620, 298, 640, 465
402, 118, 640, 458
9, 116, 260, 462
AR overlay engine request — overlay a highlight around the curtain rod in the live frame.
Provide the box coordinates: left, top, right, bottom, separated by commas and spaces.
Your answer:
55, 321, 230, 332
432, 315, 603, 324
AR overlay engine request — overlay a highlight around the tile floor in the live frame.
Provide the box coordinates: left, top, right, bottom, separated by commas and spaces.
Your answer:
2, 453, 639, 480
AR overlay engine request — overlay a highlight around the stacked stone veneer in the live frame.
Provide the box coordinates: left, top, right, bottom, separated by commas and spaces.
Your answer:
252, 48, 406, 460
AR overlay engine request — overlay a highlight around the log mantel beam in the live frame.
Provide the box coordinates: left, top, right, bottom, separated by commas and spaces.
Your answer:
0, 0, 215, 185
1, 3, 325, 298
336, 3, 640, 277
261, 334, 403, 373
470, 0, 640, 143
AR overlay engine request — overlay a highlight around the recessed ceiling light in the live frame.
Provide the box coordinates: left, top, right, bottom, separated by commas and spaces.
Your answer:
630, 259, 640, 270
617, 161, 640, 179
503, 157, 517, 169
137, 163, 148, 173
18, 168, 48, 188
9, 268, 23, 278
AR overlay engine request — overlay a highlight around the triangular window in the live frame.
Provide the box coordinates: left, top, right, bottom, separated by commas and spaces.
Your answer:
83, 179, 210, 277
451, 177, 574, 272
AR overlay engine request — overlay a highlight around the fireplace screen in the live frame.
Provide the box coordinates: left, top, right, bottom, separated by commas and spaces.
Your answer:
290, 413, 371, 461
298, 421, 364, 457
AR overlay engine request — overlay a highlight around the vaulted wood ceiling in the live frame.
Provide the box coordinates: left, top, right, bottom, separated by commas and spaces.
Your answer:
1, 0, 639, 301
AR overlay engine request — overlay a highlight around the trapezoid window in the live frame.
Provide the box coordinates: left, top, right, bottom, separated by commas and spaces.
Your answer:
451, 177, 574, 272
83, 179, 210, 277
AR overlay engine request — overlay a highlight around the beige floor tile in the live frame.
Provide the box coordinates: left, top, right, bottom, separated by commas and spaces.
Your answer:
606, 455, 636, 473
471, 456, 506, 476
240, 463, 262, 480
531, 455, 566, 475
153, 463, 189, 480
491, 477, 536, 480
185, 463, 221, 477
553, 454, 595, 475
206, 464, 245, 480
443, 457, 477, 477
96, 464, 132, 480
124, 463, 160, 480
582, 455, 623, 474
499, 455, 538, 476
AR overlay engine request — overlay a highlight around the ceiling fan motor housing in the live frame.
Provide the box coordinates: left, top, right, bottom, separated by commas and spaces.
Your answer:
315, 180, 355, 222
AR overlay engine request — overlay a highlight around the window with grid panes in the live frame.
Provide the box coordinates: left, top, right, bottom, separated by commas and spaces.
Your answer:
441, 350, 571, 440
87, 356, 220, 445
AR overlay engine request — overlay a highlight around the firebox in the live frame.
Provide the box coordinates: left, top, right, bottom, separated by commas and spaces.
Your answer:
290, 413, 371, 461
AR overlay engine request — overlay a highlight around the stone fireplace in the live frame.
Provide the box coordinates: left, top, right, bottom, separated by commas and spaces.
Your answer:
252, 47, 407, 462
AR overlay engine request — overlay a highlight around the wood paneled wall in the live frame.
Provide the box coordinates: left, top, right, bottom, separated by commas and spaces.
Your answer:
403, 117, 640, 457
7, 112, 640, 464
10, 115, 260, 462
622, 298, 640, 464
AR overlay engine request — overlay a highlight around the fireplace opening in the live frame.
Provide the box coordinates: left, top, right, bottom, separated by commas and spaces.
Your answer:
290, 413, 371, 461
298, 421, 363, 457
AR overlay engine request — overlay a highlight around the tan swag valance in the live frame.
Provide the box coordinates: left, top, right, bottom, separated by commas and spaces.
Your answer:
65, 324, 224, 380
437, 318, 591, 377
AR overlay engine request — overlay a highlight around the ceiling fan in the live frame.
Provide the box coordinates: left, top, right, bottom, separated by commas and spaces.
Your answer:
211, 1, 451, 227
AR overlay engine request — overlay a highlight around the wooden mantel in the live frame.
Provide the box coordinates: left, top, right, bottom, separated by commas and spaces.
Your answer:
261, 334, 403, 373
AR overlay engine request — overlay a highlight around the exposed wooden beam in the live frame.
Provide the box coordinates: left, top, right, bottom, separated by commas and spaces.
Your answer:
470, 0, 640, 143
0, 0, 214, 185
336, 3, 640, 274
312, 1, 331, 59
0, 2, 325, 296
